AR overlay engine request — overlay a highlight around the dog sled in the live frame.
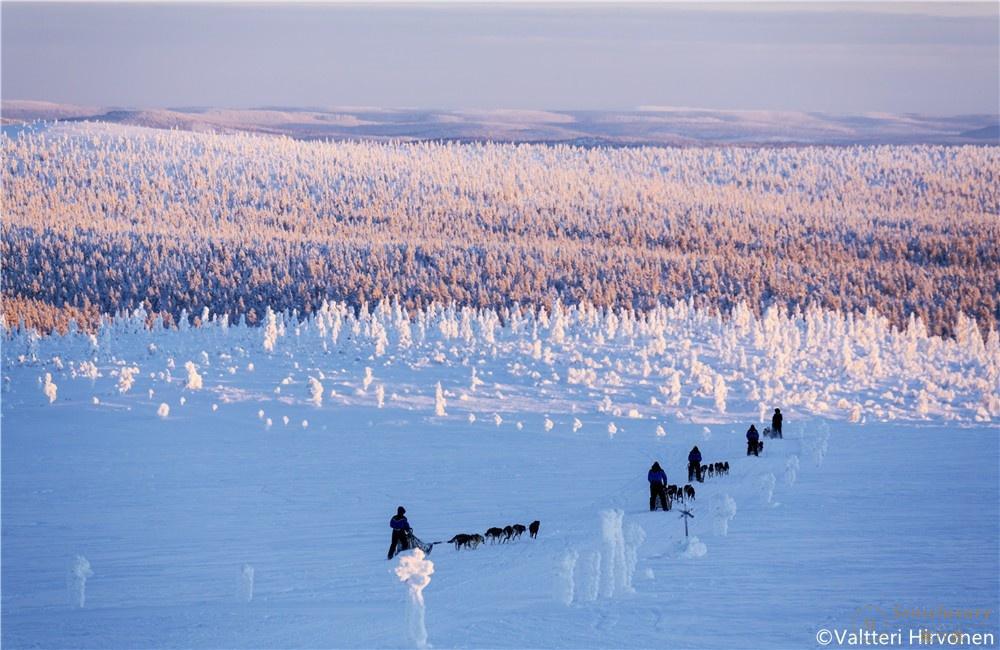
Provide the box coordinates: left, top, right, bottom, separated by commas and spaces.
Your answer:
405, 531, 435, 555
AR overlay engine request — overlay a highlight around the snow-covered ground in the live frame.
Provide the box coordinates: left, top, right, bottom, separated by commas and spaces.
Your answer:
2, 301, 998, 648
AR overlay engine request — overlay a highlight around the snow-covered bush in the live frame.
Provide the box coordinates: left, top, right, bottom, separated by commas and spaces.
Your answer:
42, 373, 57, 403
308, 377, 323, 407
67, 555, 93, 608
184, 361, 203, 390
712, 494, 738, 536
117, 366, 140, 393
76, 360, 100, 381
395, 549, 434, 650
238, 564, 254, 603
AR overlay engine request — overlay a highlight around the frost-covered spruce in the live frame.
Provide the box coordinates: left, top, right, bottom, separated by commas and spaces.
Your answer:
434, 382, 447, 417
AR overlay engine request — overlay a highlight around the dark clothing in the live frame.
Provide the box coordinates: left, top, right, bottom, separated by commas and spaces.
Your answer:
688, 449, 702, 464
388, 529, 410, 559
648, 469, 667, 485
772, 412, 783, 437
649, 483, 669, 511
688, 461, 703, 483
747, 426, 759, 456
388, 513, 412, 559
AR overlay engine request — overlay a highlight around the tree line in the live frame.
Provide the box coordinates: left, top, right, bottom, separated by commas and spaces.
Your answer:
2, 124, 997, 335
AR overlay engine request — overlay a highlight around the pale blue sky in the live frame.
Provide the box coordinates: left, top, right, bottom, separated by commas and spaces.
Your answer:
2, 2, 998, 114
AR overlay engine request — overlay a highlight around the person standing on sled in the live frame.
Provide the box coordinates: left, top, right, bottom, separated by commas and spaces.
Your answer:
387, 506, 411, 560
746, 424, 760, 456
688, 446, 703, 482
771, 408, 783, 438
648, 461, 670, 511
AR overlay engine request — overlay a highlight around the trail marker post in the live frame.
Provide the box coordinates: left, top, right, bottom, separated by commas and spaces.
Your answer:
679, 508, 694, 537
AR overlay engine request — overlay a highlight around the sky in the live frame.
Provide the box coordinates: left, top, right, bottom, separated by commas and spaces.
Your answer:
2, 2, 998, 115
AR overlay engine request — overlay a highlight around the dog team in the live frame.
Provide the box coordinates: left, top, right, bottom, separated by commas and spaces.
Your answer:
746, 408, 783, 457
449, 520, 540, 550
388, 507, 540, 559
390, 409, 784, 556
652, 408, 785, 510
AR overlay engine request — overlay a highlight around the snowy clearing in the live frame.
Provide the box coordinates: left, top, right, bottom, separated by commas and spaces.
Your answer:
2, 300, 998, 648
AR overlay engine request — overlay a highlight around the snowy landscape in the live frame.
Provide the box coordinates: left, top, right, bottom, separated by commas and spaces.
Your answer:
3, 2, 1000, 648
2, 122, 998, 648
3, 299, 998, 647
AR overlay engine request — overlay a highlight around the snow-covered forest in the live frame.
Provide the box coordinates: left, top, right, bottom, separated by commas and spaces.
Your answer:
6, 298, 997, 426
3, 123, 998, 336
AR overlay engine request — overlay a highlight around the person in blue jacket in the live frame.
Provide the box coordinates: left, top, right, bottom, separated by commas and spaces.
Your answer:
688, 446, 703, 482
746, 424, 760, 456
648, 461, 670, 511
387, 506, 411, 560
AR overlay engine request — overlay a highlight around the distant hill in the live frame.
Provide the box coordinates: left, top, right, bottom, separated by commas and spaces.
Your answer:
3, 100, 998, 146
959, 124, 1000, 142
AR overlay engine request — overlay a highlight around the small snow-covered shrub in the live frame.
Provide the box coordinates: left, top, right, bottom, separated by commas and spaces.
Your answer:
77, 360, 100, 381
118, 366, 140, 393
713, 494, 737, 536
67, 555, 94, 608
42, 373, 57, 403
184, 362, 203, 390
308, 377, 323, 407
238, 564, 254, 603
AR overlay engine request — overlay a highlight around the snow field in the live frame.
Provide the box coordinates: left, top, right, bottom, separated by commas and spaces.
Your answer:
2, 300, 997, 648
